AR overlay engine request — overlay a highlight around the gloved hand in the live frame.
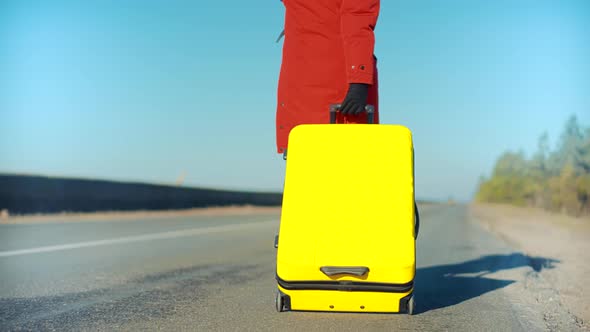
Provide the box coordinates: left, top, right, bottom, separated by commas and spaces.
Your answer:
340, 83, 369, 115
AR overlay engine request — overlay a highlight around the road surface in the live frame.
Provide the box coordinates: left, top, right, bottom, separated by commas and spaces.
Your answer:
0, 205, 574, 331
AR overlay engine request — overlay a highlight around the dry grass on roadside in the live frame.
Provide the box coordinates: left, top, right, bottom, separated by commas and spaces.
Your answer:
0, 205, 282, 225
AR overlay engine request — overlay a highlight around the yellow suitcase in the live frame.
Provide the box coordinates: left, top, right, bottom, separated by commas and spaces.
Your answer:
275, 106, 418, 314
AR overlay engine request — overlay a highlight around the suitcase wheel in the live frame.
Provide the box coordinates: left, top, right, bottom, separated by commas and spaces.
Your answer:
275, 291, 286, 312
407, 295, 415, 315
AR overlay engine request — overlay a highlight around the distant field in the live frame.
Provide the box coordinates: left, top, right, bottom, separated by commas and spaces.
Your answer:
0, 174, 283, 216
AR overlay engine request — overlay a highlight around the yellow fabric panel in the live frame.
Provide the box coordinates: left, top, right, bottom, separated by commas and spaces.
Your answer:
277, 124, 416, 286
278, 286, 413, 313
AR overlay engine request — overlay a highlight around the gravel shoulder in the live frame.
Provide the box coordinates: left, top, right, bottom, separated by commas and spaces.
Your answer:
470, 203, 590, 329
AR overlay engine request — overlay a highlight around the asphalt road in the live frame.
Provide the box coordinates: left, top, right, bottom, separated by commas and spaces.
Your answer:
0, 205, 563, 331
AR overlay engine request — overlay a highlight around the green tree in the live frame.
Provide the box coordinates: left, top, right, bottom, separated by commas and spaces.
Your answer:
575, 128, 590, 214
528, 132, 551, 207
476, 151, 534, 206
549, 115, 584, 175
476, 114, 590, 218
577, 127, 590, 173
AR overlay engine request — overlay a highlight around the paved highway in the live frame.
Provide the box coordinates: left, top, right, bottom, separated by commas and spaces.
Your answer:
0, 205, 566, 331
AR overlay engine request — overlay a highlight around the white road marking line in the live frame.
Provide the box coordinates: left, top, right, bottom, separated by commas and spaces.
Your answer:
0, 220, 277, 258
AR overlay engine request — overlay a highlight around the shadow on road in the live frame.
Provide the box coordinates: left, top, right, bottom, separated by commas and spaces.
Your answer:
414, 253, 559, 314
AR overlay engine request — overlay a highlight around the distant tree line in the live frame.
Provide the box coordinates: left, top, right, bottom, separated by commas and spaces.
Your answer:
476, 115, 590, 217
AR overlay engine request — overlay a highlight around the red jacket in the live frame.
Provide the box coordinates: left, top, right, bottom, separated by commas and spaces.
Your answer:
276, 0, 380, 153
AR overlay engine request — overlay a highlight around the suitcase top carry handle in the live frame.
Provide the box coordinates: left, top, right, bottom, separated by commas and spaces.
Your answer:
320, 266, 369, 277
329, 104, 375, 124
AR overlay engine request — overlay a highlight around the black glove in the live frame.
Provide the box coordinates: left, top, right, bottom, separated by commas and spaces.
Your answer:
340, 83, 369, 115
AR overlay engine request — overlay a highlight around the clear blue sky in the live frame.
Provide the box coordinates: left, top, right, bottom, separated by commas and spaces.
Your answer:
1, 0, 589, 201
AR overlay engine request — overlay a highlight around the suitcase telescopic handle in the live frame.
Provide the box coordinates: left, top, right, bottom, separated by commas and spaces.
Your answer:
329, 104, 375, 124
320, 266, 369, 277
